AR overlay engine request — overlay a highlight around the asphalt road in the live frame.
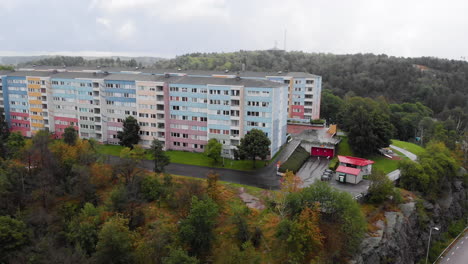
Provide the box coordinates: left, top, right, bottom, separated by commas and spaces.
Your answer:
390, 144, 418, 161
104, 140, 300, 190
438, 231, 468, 264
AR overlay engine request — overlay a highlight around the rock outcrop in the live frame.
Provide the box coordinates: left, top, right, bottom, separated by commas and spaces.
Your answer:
353, 179, 467, 264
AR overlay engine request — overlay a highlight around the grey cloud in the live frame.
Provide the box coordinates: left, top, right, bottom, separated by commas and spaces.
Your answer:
0, 0, 467, 59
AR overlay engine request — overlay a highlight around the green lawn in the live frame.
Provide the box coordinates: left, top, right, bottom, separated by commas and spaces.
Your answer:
337, 136, 354, 156
97, 144, 269, 171
336, 137, 400, 174
391, 139, 426, 156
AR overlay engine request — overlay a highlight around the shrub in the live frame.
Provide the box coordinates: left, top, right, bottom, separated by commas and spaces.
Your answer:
328, 157, 339, 170
310, 119, 325, 125
279, 146, 309, 173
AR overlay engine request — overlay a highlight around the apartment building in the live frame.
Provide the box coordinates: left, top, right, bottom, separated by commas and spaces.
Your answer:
18, 67, 323, 121
1, 70, 288, 159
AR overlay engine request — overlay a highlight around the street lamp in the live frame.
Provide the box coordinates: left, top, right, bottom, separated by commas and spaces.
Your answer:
425, 226, 439, 264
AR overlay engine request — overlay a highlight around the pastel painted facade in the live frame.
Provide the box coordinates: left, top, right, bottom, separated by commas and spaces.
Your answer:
0, 70, 289, 158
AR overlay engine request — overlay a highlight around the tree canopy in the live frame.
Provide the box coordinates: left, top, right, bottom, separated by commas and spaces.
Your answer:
117, 116, 141, 149
150, 139, 170, 172
204, 138, 222, 164
237, 129, 271, 168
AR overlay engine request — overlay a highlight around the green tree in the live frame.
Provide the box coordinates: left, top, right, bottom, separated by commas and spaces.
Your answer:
6, 132, 25, 159
340, 97, 394, 156
320, 89, 344, 124
67, 203, 103, 255
0, 216, 29, 261
179, 196, 219, 258
286, 181, 366, 257
150, 139, 170, 172
237, 129, 271, 168
204, 138, 222, 164
367, 170, 395, 203
163, 248, 199, 264
0, 109, 10, 159
117, 116, 140, 149
94, 216, 135, 264
63, 126, 78, 145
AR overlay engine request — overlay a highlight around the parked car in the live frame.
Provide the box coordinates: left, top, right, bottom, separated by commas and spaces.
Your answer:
321, 174, 330, 181
324, 169, 333, 174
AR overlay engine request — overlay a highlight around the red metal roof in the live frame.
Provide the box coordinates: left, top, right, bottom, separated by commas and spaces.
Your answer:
337, 155, 374, 166
336, 165, 361, 175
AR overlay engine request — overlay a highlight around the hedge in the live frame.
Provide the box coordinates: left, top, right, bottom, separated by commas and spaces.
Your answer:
279, 146, 310, 173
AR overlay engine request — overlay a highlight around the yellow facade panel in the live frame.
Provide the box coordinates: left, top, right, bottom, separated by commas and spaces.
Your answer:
30, 108, 43, 112
29, 100, 42, 105
30, 115, 44, 120
31, 123, 44, 128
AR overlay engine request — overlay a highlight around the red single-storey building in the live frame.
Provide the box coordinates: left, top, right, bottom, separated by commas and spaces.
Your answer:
335, 155, 374, 184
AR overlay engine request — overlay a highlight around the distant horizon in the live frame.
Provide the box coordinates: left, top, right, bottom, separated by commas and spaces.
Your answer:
1, 49, 467, 62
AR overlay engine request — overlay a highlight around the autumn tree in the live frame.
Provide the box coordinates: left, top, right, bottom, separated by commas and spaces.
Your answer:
286, 182, 366, 258
237, 129, 271, 168
150, 139, 170, 172
63, 126, 78, 145
117, 116, 140, 149
276, 204, 323, 263
204, 138, 222, 164
274, 171, 302, 218
206, 171, 221, 203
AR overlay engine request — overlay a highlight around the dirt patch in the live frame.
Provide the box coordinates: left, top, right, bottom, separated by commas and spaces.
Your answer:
238, 187, 266, 210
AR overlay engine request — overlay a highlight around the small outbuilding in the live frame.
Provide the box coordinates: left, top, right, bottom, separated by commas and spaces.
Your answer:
335, 155, 374, 184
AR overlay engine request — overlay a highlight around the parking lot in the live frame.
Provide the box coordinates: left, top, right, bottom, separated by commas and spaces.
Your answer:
297, 157, 330, 187
296, 156, 370, 199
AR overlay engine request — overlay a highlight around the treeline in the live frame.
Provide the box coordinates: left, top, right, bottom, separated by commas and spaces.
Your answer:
322, 92, 466, 160
153, 50, 468, 116
19, 56, 143, 68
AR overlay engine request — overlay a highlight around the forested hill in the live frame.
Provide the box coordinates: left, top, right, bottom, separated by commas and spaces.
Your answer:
153, 51, 468, 115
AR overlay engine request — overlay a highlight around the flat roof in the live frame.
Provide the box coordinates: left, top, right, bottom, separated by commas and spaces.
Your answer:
6, 71, 54, 77
17, 66, 321, 78
161, 75, 284, 88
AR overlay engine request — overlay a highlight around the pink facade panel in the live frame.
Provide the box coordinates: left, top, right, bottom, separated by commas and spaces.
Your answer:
291, 105, 305, 119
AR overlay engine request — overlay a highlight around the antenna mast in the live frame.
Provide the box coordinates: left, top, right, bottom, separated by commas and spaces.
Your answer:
284, 29, 287, 51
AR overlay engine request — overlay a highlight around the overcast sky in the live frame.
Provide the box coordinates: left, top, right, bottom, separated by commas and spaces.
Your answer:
1, 0, 467, 59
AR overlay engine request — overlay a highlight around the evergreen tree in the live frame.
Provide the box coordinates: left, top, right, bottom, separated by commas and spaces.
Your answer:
117, 116, 140, 149
63, 126, 78, 145
150, 139, 170, 172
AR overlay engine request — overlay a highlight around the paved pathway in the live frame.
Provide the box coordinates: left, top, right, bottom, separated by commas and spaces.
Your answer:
386, 144, 419, 181
104, 140, 301, 190
437, 231, 468, 264
390, 144, 418, 161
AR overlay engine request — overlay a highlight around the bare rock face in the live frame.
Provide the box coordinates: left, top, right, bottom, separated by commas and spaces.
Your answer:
353, 180, 467, 264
